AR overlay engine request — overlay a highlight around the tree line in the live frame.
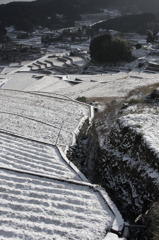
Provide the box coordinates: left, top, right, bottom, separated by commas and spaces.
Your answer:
0, 0, 104, 30
92, 13, 157, 35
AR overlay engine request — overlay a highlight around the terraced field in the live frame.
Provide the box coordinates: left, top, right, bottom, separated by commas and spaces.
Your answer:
0, 89, 91, 148
2, 51, 159, 100
0, 87, 124, 240
2, 47, 147, 239
0, 132, 81, 181
0, 169, 114, 240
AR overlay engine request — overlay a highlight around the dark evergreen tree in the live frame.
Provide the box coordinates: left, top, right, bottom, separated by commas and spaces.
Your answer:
90, 34, 132, 63
90, 34, 112, 61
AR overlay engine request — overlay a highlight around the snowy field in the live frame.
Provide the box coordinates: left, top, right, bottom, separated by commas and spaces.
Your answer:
3, 70, 159, 99
0, 169, 114, 240
1, 48, 159, 100
1, 31, 159, 239
0, 89, 125, 239
0, 132, 82, 181
0, 90, 91, 148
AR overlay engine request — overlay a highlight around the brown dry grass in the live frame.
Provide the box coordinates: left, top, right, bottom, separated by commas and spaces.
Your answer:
88, 96, 125, 104
127, 82, 159, 99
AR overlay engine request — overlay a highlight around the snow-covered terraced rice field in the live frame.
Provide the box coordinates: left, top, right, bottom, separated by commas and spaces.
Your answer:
65, 58, 72, 66
24, 76, 60, 91
2, 73, 39, 91
50, 73, 159, 98
71, 56, 86, 67
0, 89, 90, 146
9, 63, 21, 67
1, 67, 19, 75
0, 112, 62, 145
21, 61, 33, 66
0, 169, 114, 240
65, 72, 128, 82
31, 64, 40, 71
0, 132, 81, 181
37, 79, 72, 92
47, 57, 65, 67
44, 60, 53, 68
24, 76, 70, 92
5, 68, 158, 99
2, 50, 159, 99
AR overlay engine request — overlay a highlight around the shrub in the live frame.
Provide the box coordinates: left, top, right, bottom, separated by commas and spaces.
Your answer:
90, 34, 132, 63
135, 43, 142, 49
76, 96, 88, 103
138, 62, 145, 68
128, 98, 142, 105
147, 89, 159, 103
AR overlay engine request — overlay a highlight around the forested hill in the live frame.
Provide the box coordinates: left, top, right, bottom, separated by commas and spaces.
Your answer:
29, 0, 159, 13
92, 13, 157, 35
0, 0, 159, 29
101, 0, 159, 13
0, 0, 104, 27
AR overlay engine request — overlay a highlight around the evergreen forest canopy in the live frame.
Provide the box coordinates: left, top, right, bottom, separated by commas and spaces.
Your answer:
89, 34, 132, 63
0, 0, 159, 33
0, 0, 106, 29
92, 13, 158, 35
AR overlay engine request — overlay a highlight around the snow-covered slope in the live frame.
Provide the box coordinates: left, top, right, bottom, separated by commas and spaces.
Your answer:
0, 169, 114, 240
0, 132, 82, 181
2, 73, 39, 91
93, 88, 159, 220
1, 48, 159, 101
0, 88, 125, 239
0, 89, 91, 148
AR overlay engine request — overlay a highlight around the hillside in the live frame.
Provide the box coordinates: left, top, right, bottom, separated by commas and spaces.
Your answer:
1, 0, 159, 30
1, 12, 159, 238
90, 85, 159, 239
92, 13, 157, 35
0, 0, 103, 28
0, 89, 126, 240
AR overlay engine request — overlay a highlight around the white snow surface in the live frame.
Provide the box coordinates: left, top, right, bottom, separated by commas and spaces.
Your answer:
119, 104, 159, 183
0, 169, 115, 240
0, 132, 81, 181
0, 89, 90, 147
0, 88, 124, 239
2, 73, 43, 91
1, 48, 159, 100
104, 233, 126, 240
3, 70, 158, 99
132, 48, 151, 58
120, 111, 159, 155
5, 40, 159, 239
19, 72, 159, 99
